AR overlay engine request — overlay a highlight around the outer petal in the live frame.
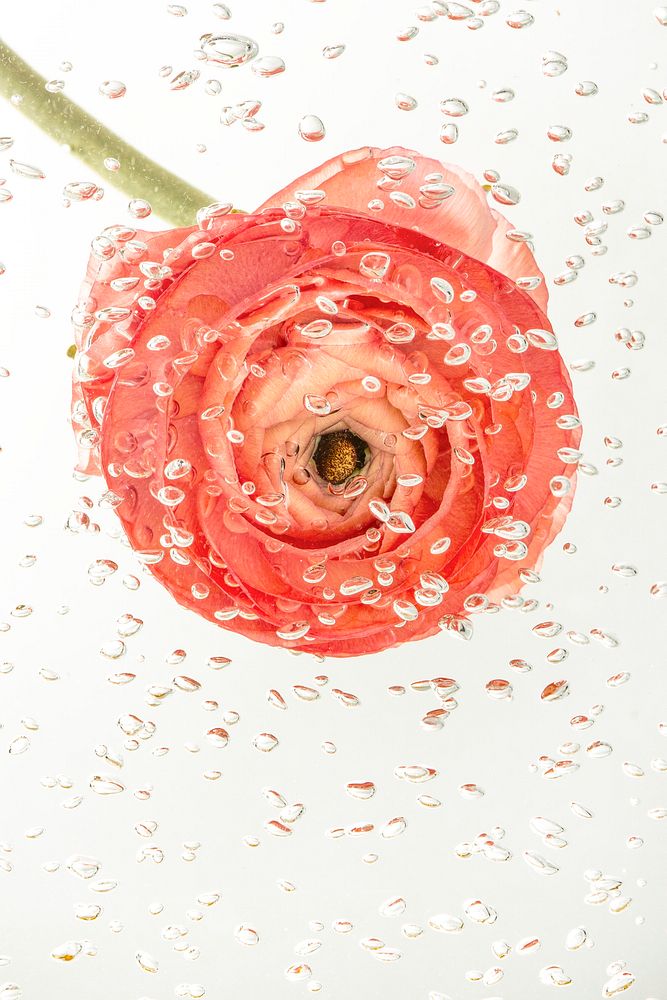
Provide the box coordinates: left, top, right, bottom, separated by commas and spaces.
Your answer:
256, 145, 548, 311
70, 216, 250, 475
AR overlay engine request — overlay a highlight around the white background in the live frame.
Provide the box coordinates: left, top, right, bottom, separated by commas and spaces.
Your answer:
1, 1, 666, 997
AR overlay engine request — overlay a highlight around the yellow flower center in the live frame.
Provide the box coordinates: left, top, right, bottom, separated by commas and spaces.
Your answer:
314, 430, 366, 485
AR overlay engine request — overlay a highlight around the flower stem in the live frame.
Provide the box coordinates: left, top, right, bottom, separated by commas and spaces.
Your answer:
0, 38, 217, 227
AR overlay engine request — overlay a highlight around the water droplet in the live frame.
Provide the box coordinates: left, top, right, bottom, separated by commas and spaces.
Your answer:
200, 33, 258, 66
128, 198, 151, 219
446, 2, 474, 20
395, 93, 418, 111
253, 732, 279, 752
428, 913, 464, 933
8, 736, 30, 755
506, 10, 534, 28
492, 182, 521, 205
135, 950, 159, 973
486, 678, 513, 700
441, 97, 469, 117
360, 252, 391, 280
99, 80, 126, 99
9, 160, 45, 180
381, 816, 407, 838
397, 25, 419, 41
252, 56, 285, 77
51, 941, 82, 962
547, 125, 572, 142
602, 972, 636, 997
440, 122, 459, 144
495, 128, 518, 144
523, 851, 559, 876
298, 115, 325, 141
587, 740, 613, 759
516, 936, 541, 955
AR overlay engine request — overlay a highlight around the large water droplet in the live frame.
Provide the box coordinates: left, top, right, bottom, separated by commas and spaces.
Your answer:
200, 33, 259, 67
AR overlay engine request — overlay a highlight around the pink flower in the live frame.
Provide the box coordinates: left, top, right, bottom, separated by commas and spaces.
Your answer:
71, 146, 580, 657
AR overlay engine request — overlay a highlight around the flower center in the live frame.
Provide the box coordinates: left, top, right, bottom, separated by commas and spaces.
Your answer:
313, 430, 367, 485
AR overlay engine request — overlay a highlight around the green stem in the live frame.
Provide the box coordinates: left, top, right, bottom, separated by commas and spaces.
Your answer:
0, 38, 217, 226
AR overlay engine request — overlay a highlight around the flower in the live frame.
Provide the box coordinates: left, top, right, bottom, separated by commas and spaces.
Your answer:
71, 146, 580, 658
